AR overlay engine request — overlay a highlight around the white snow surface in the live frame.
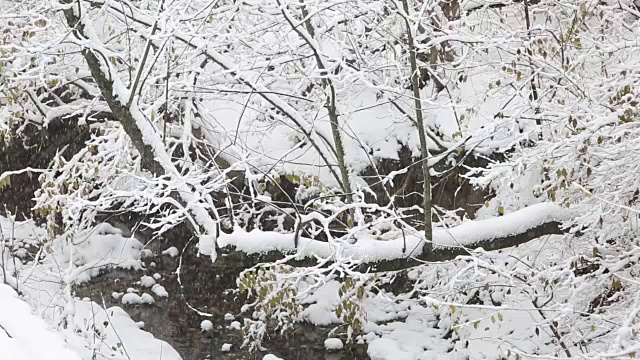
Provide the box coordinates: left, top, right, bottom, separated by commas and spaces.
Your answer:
0, 284, 82, 360
0, 219, 181, 360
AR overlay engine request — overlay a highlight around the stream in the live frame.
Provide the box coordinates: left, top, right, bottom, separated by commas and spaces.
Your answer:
76, 234, 369, 360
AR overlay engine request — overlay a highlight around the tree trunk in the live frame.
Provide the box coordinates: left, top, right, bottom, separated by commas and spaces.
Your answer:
400, 0, 434, 253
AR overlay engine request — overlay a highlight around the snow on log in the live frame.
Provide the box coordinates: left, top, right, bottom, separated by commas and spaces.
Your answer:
432, 202, 570, 247
216, 203, 572, 272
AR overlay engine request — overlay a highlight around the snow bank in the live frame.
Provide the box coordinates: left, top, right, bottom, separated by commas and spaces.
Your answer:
0, 284, 81, 360
1, 219, 181, 360
368, 338, 414, 360
58, 229, 144, 284
72, 303, 179, 359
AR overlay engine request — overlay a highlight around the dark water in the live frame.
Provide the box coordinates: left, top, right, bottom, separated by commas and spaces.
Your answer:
77, 238, 368, 360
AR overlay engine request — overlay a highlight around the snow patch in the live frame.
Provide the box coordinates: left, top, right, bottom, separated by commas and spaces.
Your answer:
121, 293, 154, 305
0, 284, 82, 360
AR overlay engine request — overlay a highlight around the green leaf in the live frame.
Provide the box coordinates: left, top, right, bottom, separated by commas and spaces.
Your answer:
497, 313, 503, 321
473, 321, 479, 329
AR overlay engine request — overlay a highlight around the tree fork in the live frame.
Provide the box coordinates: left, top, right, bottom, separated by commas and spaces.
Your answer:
61, 1, 163, 177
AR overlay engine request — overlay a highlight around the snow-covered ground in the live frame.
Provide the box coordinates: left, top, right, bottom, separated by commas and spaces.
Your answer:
0, 217, 180, 360
0, 283, 82, 360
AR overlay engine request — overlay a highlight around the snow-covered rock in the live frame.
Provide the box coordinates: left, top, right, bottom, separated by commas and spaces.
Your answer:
324, 338, 344, 350
151, 284, 168, 297
161, 246, 179, 257
263, 355, 283, 360
121, 293, 154, 305
139, 275, 156, 287
228, 321, 241, 330
201, 320, 213, 332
